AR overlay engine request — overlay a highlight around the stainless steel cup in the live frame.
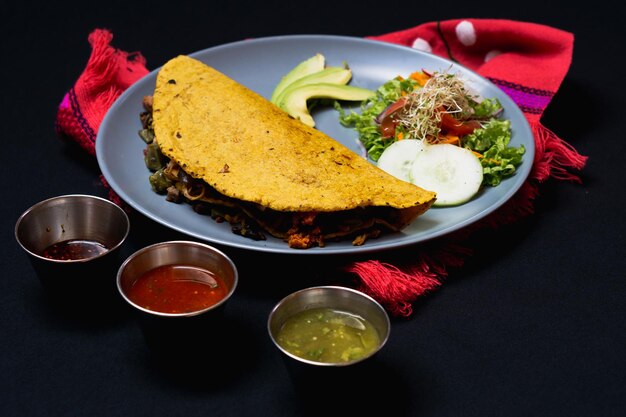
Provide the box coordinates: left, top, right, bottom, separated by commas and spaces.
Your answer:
268, 285, 391, 367
268, 286, 391, 398
117, 241, 238, 357
15, 194, 130, 304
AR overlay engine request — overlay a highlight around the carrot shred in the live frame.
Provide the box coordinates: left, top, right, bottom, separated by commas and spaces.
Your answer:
440, 135, 460, 145
409, 71, 430, 86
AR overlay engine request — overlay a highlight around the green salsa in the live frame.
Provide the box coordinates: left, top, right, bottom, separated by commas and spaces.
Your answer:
276, 307, 381, 363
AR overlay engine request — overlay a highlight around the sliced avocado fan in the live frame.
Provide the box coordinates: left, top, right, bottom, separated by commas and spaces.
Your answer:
270, 54, 374, 127
270, 53, 325, 104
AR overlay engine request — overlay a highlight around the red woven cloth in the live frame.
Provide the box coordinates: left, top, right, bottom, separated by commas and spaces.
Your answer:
56, 20, 587, 317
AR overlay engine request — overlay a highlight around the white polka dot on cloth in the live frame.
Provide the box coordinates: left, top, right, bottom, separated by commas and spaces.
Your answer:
455, 20, 477, 46
411, 37, 432, 53
485, 50, 501, 62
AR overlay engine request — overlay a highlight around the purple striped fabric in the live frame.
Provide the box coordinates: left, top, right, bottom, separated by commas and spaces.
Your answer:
487, 77, 554, 115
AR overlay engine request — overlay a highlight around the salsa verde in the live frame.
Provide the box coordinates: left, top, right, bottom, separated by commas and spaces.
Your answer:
276, 307, 381, 363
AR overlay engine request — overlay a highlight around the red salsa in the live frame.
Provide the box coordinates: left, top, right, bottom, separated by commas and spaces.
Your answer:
42, 239, 109, 260
125, 265, 228, 314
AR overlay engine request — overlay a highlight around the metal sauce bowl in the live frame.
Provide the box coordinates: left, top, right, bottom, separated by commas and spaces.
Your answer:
117, 240, 238, 357
15, 194, 130, 304
268, 285, 390, 365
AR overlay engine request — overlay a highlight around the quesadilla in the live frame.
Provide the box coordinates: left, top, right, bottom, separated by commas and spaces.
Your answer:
141, 55, 436, 249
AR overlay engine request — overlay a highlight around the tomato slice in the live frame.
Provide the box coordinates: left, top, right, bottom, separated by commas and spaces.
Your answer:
439, 112, 481, 136
380, 116, 398, 138
378, 98, 408, 139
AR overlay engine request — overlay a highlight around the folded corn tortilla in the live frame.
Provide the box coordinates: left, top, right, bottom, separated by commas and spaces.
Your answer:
151, 55, 436, 248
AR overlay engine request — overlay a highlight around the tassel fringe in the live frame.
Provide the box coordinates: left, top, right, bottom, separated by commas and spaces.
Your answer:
530, 121, 588, 183
56, 29, 148, 155
348, 260, 441, 317
347, 243, 473, 317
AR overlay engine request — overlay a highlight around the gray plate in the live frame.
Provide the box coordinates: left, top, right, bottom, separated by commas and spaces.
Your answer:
96, 35, 534, 255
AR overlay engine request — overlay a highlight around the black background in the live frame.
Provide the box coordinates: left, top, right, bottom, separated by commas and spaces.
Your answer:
2, 1, 625, 416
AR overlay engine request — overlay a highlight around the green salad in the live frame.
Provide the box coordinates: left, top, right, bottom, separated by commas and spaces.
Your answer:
335, 70, 525, 187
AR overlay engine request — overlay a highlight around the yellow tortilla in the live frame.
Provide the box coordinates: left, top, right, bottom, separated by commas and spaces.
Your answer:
152, 55, 435, 221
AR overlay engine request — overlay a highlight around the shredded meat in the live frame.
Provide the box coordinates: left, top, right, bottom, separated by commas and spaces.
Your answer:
287, 228, 324, 249
165, 186, 181, 203
351, 229, 381, 246
142, 95, 153, 112
284, 212, 325, 248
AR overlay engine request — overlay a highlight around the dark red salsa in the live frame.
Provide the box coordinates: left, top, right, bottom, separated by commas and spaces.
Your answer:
41, 239, 109, 261
125, 265, 228, 314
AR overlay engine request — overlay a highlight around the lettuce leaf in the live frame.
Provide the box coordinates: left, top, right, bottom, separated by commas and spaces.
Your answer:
464, 119, 525, 186
336, 76, 417, 161
471, 97, 502, 118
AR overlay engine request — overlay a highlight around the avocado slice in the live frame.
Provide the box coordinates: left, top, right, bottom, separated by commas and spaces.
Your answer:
270, 53, 325, 104
279, 83, 375, 127
272, 67, 353, 107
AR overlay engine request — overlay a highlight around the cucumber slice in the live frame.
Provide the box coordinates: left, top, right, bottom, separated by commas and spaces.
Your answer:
410, 143, 483, 207
376, 139, 426, 183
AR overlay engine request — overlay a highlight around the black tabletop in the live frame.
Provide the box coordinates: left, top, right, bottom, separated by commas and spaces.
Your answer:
3, 2, 625, 416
